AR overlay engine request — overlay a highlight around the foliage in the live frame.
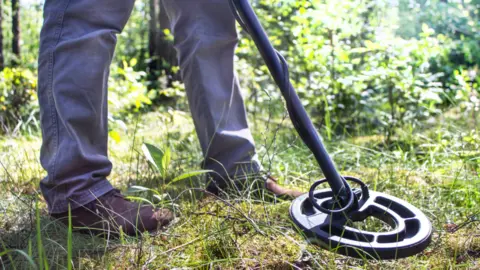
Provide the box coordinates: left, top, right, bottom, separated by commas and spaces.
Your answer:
0, 67, 38, 134
1, 0, 42, 69
108, 59, 152, 116
453, 68, 480, 115
236, 0, 479, 135
0, 0, 478, 138
115, 0, 149, 69
108, 59, 186, 123
142, 142, 212, 188
396, 0, 480, 67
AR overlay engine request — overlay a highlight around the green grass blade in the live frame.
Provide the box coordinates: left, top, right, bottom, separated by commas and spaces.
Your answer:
35, 200, 44, 270
67, 204, 72, 270
28, 239, 32, 260
0, 249, 37, 269
167, 170, 213, 187
0, 239, 16, 270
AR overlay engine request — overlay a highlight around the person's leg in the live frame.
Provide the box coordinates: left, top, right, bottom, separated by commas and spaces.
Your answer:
38, 0, 134, 213
38, 0, 174, 234
161, 0, 263, 190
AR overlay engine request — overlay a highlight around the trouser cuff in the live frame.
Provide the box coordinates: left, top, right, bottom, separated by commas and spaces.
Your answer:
46, 179, 114, 214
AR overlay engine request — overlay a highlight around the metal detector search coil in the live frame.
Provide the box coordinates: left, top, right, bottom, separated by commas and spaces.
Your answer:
229, 0, 433, 260
290, 177, 432, 259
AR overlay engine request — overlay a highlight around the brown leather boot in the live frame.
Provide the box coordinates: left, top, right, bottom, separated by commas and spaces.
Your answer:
265, 176, 304, 198
207, 174, 304, 200
51, 189, 174, 236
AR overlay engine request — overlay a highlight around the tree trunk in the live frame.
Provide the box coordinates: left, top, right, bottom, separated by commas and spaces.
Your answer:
12, 0, 21, 66
148, 0, 178, 87
157, 0, 179, 85
148, 0, 159, 73
0, 0, 4, 70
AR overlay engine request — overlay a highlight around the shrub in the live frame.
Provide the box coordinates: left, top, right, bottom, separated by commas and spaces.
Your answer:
236, 0, 477, 136
0, 67, 38, 134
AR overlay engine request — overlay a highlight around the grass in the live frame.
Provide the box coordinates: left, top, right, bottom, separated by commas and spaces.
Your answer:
0, 107, 479, 269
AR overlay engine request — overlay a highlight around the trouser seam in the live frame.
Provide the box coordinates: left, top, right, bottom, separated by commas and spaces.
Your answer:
46, 0, 72, 202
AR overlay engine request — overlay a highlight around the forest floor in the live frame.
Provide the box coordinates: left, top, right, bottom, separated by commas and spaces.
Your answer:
1, 108, 479, 269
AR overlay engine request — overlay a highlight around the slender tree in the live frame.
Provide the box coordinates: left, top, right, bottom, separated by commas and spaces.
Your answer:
148, 0, 178, 86
11, 0, 20, 66
148, 0, 159, 73
157, 1, 178, 85
0, 0, 4, 70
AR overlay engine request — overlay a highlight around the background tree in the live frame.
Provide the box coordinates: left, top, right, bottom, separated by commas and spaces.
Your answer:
148, 0, 159, 75
148, 0, 178, 88
0, 0, 4, 70
11, 0, 20, 66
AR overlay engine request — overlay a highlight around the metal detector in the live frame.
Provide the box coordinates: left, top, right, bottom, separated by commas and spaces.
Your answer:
229, 0, 432, 260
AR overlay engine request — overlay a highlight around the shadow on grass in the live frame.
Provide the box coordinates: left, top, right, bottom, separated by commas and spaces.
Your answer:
0, 196, 119, 269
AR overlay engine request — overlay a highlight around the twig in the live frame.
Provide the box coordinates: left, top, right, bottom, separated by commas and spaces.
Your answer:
191, 211, 245, 222
171, 188, 266, 236
446, 211, 480, 233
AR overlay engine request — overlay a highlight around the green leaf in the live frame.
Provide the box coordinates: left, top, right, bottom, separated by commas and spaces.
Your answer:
126, 185, 152, 194
109, 130, 121, 143
129, 58, 138, 67
153, 194, 168, 202
161, 148, 171, 178
141, 143, 171, 178
337, 50, 349, 62
124, 196, 155, 207
142, 143, 165, 173
167, 170, 213, 187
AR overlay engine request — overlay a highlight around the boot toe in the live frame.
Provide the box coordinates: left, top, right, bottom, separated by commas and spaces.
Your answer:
153, 208, 174, 228
137, 207, 174, 233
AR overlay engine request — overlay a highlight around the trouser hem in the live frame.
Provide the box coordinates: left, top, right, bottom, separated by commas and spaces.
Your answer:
47, 179, 114, 214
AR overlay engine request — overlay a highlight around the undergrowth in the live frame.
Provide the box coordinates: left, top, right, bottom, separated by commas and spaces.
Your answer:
0, 108, 479, 269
